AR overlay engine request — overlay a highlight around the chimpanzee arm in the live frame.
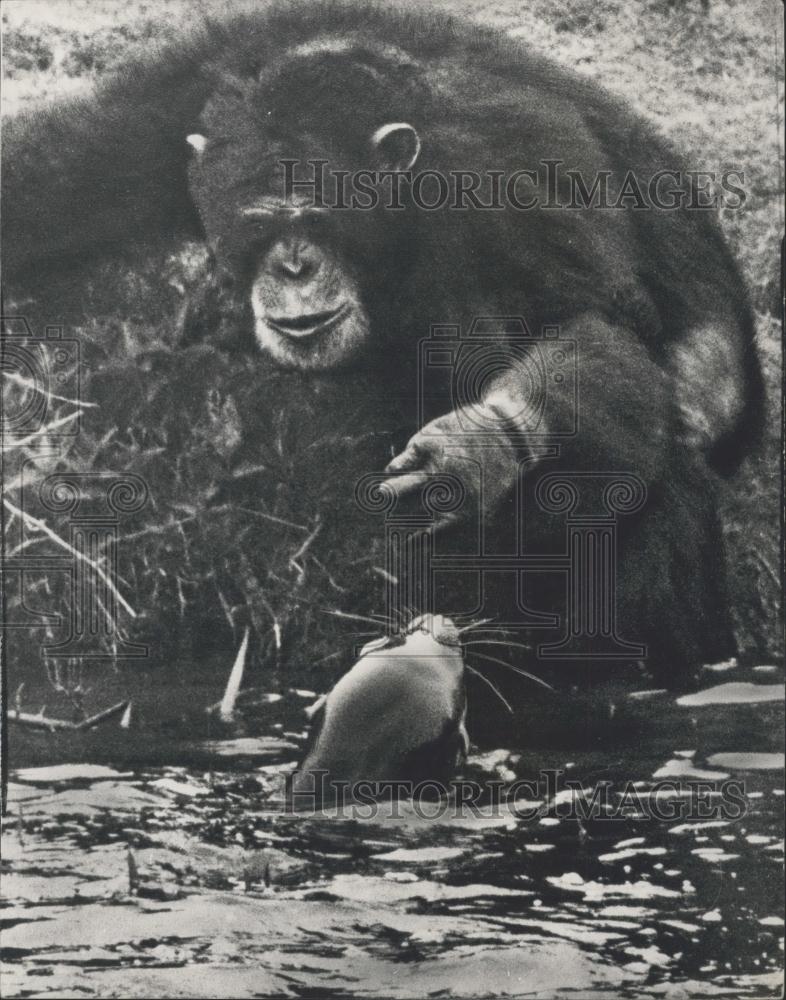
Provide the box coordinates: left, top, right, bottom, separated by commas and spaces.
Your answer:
384, 314, 673, 516
2, 47, 211, 285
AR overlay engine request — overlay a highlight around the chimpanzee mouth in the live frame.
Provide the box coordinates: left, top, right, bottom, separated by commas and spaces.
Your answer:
267, 304, 349, 339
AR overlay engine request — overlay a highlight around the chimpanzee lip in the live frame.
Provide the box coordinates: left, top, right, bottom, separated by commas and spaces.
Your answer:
267, 304, 348, 338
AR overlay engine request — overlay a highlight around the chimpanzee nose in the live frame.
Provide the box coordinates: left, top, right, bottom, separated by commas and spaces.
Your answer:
269, 239, 319, 281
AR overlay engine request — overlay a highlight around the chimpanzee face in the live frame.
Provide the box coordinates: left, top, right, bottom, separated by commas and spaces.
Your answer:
185, 47, 423, 370
244, 204, 371, 370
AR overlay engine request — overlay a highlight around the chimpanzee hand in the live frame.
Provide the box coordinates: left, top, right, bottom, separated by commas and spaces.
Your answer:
382, 381, 532, 522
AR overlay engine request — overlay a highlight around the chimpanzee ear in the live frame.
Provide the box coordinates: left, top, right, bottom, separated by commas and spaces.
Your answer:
186, 133, 208, 158
370, 122, 421, 171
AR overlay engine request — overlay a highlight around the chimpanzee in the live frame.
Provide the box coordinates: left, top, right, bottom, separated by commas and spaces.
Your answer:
1, 2, 763, 686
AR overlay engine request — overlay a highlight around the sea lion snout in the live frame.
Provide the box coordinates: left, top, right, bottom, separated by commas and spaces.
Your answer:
409, 613, 462, 648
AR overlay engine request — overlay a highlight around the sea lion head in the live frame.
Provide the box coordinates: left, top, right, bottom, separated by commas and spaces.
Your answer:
288, 614, 467, 811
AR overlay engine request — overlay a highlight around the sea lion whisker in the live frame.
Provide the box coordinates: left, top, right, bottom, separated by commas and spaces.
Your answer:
468, 651, 554, 691
319, 608, 394, 629
460, 626, 519, 638
465, 664, 514, 714
365, 612, 392, 623
462, 639, 534, 654
456, 618, 495, 634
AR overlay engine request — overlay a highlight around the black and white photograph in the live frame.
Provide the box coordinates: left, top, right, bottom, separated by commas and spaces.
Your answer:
1, 1, 783, 997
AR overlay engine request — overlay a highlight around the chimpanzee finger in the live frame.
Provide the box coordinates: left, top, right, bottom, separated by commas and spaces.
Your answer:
380, 470, 431, 497
384, 440, 429, 474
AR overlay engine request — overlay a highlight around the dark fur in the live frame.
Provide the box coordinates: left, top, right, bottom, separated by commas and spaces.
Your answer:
2, 2, 764, 684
